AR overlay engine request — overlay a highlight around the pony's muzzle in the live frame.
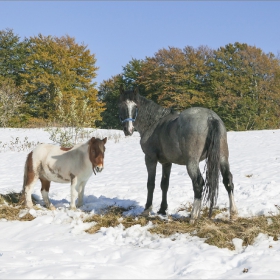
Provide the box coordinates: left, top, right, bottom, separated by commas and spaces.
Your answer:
95, 166, 103, 173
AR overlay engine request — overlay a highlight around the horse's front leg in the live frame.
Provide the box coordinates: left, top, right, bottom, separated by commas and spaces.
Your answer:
70, 176, 79, 210
77, 181, 87, 208
142, 154, 157, 216
158, 162, 172, 215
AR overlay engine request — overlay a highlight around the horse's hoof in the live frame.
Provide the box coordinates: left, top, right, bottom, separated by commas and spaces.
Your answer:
142, 205, 152, 217
157, 209, 167, 216
69, 206, 77, 210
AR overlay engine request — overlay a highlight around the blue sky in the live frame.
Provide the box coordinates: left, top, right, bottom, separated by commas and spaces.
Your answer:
1, 1, 280, 86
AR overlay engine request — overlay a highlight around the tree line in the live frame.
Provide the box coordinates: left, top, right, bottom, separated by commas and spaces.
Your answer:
1, 28, 280, 131
98, 44, 280, 131
0, 28, 104, 128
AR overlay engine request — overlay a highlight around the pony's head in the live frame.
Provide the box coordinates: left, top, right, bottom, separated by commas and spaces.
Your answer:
119, 86, 139, 136
88, 137, 107, 173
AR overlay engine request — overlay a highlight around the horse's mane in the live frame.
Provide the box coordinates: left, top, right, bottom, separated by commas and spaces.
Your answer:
136, 95, 173, 136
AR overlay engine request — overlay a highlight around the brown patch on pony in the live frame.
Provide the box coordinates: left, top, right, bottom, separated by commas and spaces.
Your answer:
25, 152, 36, 186
60, 147, 73, 151
47, 165, 70, 182
47, 164, 55, 174
39, 177, 51, 192
70, 173, 75, 183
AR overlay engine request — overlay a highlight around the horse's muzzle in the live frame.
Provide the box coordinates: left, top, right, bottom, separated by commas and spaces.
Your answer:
123, 126, 134, 136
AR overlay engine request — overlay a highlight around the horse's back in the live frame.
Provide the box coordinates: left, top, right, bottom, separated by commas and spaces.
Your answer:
177, 107, 228, 161
179, 107, 226, 135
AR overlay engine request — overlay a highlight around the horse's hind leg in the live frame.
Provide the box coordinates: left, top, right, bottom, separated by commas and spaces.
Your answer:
220, 158, 238, 220
186, 160, 204, 224
40, 178, 55, 210
158, 162, 172, 215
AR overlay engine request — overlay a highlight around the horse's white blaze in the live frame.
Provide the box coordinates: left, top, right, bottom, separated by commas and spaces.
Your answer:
126, 100, 136, 134
190, 198, 201, 221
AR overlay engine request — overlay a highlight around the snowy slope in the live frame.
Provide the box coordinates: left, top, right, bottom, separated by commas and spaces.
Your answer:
1, 128, 280, 279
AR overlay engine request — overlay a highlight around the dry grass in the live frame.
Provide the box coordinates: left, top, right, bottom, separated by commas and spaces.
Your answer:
1, 191, 279, 250
85, 205, 280, 250
0, 191, 35, 221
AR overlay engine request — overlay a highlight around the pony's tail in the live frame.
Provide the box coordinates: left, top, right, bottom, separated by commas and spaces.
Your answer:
203, 118, 221, 218
20, 154, 29, 205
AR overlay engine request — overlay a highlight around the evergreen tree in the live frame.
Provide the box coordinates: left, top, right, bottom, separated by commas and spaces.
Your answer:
0, 28, 27, 86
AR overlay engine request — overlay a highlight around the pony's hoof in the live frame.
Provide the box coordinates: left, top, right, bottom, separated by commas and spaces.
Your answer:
49, 204, 56, 211
230, 212, 238, 221
189, 218, 197, 225
26, 203, 33, 209
69, 206, 77, 210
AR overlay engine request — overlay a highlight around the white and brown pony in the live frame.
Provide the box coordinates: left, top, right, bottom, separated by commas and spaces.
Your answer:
22, 137, 107, 210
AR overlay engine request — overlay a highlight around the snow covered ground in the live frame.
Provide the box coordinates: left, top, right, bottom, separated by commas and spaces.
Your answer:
1, 127, 280, 279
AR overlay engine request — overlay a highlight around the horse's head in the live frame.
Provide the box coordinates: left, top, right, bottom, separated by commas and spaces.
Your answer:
119, 86, 139, 136
88, 137, 107, 173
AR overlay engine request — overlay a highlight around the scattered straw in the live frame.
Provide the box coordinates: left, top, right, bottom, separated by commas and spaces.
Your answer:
0, 191, 35, 221
85, 205, 280, 250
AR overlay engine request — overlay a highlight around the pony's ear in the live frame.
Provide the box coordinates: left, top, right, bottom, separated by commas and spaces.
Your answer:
90, 137, 96, 142
103, 137, 107, 144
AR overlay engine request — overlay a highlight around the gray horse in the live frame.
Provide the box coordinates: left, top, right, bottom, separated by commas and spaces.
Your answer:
119, 87, 238, 223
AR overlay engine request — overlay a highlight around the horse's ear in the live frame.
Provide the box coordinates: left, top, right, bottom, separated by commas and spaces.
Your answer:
133, 87, 139, 96
133, 87, 139, 102
119, 84, 124, 94
90, 137, 96, 142
133, 87, 140, 103
103, 137, 107, 144
119, 84, 125, 101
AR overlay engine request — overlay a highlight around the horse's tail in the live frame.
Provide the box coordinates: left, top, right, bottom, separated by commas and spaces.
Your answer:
203, 118, 221, 218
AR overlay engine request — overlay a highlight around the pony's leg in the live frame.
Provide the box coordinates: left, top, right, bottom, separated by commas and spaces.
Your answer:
142, 154, 158, 216
220, 159, 238, 220
40, 178, 55, 210
77, 181, 87, 208
24, 176, 38, 208
158, 162, 172, 215
186, 160, 204, 224
23, 152, 38, 208
70, 176, 79, 210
